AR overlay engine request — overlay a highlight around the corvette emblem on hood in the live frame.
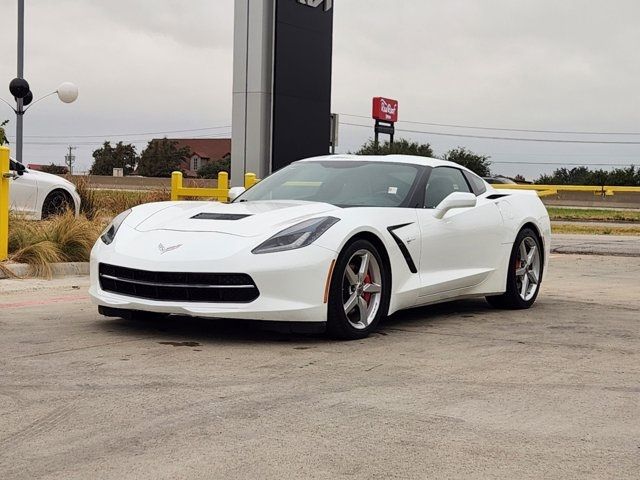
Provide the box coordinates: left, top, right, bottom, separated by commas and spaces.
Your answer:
158, 243, 182, 255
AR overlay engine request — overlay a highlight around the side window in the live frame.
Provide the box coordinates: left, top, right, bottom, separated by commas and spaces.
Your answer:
463, 171, 487, 196
424, 167, 471, 208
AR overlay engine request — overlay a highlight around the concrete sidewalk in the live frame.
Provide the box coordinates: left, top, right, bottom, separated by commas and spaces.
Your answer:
1, 254, 638, 479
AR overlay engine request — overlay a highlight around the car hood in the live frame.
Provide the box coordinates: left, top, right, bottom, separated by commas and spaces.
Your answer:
27, 170, 76, 190
134, 200, 340, 237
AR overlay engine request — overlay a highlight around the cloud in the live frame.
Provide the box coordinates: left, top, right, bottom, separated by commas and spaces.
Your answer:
0, 0, 638, 178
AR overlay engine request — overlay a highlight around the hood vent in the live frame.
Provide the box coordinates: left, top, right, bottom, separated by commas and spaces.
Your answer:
191, 213, 253, 221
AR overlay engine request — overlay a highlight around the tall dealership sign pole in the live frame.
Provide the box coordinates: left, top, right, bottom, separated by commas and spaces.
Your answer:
372, 97, 399, 148
231, 0, 334, 185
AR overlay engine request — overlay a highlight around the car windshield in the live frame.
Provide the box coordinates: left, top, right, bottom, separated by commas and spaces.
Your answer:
236, 161, 423, 207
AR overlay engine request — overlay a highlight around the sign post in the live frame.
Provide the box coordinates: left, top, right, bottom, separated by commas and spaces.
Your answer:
329, 113, 339, 154
1, 146, 11, 261
372, 97, 399, 147
231, 0, 334, 185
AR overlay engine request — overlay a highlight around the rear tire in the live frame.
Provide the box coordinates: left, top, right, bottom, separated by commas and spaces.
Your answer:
327, 239, 390, 340
486, 227, 543, 309
42, 190, 73, 219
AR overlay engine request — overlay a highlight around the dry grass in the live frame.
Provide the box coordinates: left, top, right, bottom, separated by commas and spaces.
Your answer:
3, 182, 169, 278
547, 207, 640, 223
552, 222, 640, 236
7, 211, 106, 278
74, 178, 169, 219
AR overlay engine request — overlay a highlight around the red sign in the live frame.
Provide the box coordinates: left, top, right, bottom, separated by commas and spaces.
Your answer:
372, 97, 399, 123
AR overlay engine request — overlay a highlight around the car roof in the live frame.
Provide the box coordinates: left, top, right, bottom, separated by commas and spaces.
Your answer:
297, 154, 476, 172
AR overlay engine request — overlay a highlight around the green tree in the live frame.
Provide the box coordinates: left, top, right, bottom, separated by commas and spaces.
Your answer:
197, 154, 231, 179
90, 141, 138, 176
137, 138, 191, 178
40, 163, 69, 175
354, 138, 434, 157
536, 165, 640, 186
0, 119, 9, 146
441, 147, 492, 177
513, 174, 527, 183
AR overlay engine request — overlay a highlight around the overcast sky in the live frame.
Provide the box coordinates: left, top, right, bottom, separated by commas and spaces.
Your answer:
1, 0, 639, 179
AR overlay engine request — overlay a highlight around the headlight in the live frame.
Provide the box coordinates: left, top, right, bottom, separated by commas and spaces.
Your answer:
100, 209, 131, 245
252, 216, 340, 254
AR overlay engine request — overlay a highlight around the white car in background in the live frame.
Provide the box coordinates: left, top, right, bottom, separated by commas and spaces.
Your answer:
8, 158, 81, 219
90, 155, 551, 339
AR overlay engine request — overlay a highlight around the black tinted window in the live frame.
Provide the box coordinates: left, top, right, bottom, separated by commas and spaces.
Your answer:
464, 171, 487, 195
424, 167, 471, 208
237, 161, 423, 208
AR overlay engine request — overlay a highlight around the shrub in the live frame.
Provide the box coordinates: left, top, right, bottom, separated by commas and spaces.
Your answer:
8, 212, 105, 278
198, 155, 231, 179
74, 177, 169, 219
40, 163, 69, 175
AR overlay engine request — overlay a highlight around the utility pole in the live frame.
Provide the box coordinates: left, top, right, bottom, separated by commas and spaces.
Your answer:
65, 146, 76, 174
16, 0, 25, 164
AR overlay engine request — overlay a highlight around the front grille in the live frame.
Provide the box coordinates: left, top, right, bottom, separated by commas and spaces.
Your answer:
98, 263, 259, 303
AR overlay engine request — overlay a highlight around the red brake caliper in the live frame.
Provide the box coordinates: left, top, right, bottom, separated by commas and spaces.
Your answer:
363, 273, 372, 304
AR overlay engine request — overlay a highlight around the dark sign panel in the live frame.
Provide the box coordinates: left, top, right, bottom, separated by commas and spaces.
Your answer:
271, 0, 334, 171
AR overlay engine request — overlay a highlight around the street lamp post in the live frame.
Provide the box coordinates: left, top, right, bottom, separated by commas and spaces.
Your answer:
1, 0, 79, 164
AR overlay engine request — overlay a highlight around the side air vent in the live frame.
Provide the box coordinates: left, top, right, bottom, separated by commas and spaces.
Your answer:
487, 194, 510, 200
191, 213, 252, 220
387, 223, 418, 274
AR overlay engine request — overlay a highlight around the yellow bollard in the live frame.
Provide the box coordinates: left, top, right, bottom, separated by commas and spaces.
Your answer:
217, 172, 229, 202
244, 173, 257, 189
0, 146, 11, 261
171, 171, 183, 201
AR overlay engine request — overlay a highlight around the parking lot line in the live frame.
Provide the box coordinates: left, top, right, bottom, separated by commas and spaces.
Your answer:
0, 293, 88, 309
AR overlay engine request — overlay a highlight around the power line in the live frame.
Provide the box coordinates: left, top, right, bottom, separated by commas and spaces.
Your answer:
20, 125, 232, 139
14, 131, 232, 146
341, 121, 640, 145
339, 113, 640, 136
491, 161, 636, 166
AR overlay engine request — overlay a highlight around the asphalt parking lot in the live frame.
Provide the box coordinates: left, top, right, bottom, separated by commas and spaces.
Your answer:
1, 254, 639, 479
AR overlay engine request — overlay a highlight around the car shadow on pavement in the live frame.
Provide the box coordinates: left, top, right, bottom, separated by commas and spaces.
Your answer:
97, 315, 330, 346
385, 298, 495, 330
94, 298, 494, 345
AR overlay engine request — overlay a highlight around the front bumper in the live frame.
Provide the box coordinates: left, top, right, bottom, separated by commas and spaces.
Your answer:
89, 230, 337, 323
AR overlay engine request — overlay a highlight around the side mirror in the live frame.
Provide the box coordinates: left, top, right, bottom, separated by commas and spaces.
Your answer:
228, 186, 246, 202
433, 192, 477, 219
15, 162, 26, 176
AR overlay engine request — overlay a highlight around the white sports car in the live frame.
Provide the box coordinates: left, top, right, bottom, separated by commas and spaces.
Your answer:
9, 159, 81, 219
90, 155, 550, 339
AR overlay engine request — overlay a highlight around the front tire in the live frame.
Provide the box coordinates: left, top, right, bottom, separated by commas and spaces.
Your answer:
327, 239, 390, 340
486, 227, 543, 309
42, 190, 73, 219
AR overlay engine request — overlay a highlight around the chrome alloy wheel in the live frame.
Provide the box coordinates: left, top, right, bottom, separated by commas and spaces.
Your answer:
515, 237, 541, 301
342, 249, 382, 330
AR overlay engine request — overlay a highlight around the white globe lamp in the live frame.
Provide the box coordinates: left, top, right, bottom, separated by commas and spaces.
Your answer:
57, 82, 79, 104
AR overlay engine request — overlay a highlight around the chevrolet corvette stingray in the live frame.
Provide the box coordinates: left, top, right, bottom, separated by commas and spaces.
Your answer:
90, 155, 550, 339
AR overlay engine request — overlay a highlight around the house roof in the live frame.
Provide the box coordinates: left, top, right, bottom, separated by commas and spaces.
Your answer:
167, 138, 231, 161
27, 163, 46, 171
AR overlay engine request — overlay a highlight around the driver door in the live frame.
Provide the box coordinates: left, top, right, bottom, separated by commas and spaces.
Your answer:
9, 160, 38, 217
416, 166, 503, 300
